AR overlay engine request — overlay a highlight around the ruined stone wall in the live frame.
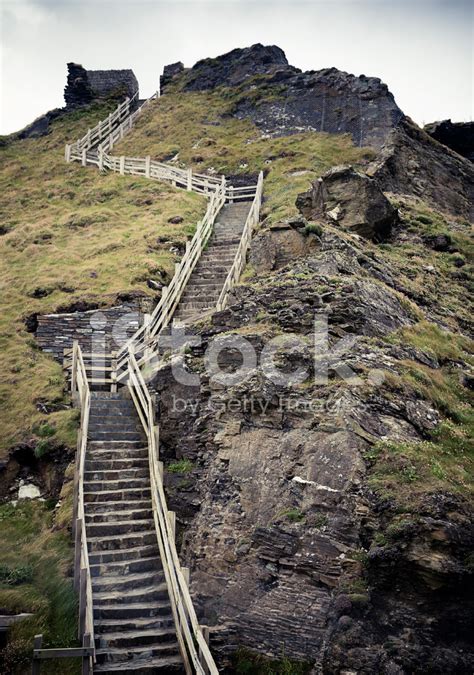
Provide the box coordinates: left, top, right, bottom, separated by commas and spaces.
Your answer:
36, 304, 143, 362
64, 63, 138, 108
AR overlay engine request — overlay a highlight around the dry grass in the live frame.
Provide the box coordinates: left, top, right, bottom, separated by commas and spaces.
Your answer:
113, 88, 375, 223
0, 103, 206, 457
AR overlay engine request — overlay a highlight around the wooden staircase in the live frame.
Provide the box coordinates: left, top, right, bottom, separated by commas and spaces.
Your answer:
85, 391, 184, 674
173, 202, 251, 322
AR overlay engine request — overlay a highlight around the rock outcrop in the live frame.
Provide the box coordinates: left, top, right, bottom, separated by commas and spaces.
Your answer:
161, 44, 403, 149
296, 166, 398, 241
64, 62, 138, 108
424, 119, 474, 162
161, 44, 474, 219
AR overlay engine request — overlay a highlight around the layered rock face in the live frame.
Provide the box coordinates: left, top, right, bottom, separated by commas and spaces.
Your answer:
153, 221, 473, 672
64, 62, 138, 108
161, 44, 403, 149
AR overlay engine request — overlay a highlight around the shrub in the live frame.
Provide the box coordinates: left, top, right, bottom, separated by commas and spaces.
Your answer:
167, 459, 194, 473
0, 564, 34, 586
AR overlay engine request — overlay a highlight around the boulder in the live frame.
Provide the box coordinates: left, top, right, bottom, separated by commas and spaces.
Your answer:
296, 166, 398, 241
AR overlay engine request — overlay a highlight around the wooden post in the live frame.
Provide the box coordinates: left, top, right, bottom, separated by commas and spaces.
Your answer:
120, 156, 125, 175
98, 148, 104, 172
229, 185, 234, 204
74, 518, 82, 592
32, 634, 43, 675
78, 567, 86, 639
82, 634, 91, 675
199, 625, 210, 674
110, 351, 117, 393
182, 566, 190, 586
65, 144, 71, 163
168, 511, 176, 540
81, 149, 87, 167
145, 156, 151, 178
120, 123, 125, 139
187, 168, 192, 191
71, 340, 78, 394
86, 129, 91, 147
153, 425, 160, 460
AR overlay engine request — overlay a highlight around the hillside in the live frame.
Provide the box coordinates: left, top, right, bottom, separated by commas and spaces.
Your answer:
0, 45, 473, 674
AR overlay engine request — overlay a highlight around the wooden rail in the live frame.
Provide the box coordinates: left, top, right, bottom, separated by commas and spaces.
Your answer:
69, 90, 140, 154
32, 634, 93, 675
216, 171, 264, 311
127, 347, 218, 675
69, 340, 95, 671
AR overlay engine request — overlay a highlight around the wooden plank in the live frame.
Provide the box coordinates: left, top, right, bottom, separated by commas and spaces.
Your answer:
33, 647, 94, 659
32, 634, 43, 675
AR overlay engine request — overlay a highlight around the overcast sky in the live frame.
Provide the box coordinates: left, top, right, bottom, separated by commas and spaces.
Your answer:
1, 0, 472, 135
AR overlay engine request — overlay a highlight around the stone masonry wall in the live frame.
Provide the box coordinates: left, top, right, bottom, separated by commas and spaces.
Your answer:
36, 304, 143, 362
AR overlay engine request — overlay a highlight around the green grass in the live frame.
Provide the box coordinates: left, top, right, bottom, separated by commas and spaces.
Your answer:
0, 501, 79, 674
232, 647, 313, 675
0, 101, 206, 458
167, 458, 194, 473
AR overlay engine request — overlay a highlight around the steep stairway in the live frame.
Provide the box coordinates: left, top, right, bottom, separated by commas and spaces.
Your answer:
173, 201, 251, 322
84, 391, 184, 674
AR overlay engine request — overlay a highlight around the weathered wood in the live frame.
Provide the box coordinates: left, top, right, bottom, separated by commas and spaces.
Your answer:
32, 634, 43, 675
33, 647, 94, 659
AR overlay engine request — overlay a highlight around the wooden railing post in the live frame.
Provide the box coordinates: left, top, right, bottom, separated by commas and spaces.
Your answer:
199, 626, 210, 675
74, 518, 82, 592
81, 149, 87, 166
98, 148, 104, 172
71, 340, 78, 394
65, 144, 71, 163
120, 156, 125, 175
82, 634, 91, 675
145, 155, 151, 178
32, 634, 43, 675
187, 168, 193, 191
78, 567, 86, 639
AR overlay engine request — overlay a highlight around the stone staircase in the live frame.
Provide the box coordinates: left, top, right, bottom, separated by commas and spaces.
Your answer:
173, 201, 251, 322
84, 391, 184, 674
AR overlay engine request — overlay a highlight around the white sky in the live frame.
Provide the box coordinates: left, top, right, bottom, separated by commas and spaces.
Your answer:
1, 0, 473, 135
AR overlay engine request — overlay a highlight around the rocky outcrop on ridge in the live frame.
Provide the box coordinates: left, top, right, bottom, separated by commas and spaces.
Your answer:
424, 119, 474, 162
296, 165, 399, 241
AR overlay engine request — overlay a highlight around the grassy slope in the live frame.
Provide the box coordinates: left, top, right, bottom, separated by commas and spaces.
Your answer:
113, 85, 375, 223
0, 102, 206, 458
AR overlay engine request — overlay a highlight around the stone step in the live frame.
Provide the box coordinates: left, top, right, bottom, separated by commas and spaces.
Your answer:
85, 458, 148, 471
91, 392, 131, 400
83, 487, 152, 503
87, 446, 148, 460
88, 431, 144, 442
94, 583, 169, 605
88, 530, 157, 553
84, 468, 149, 481
84, 479, 150, 493
86, 499, 151, 515
92, 570, 164, 593
87, 519, 154, 538
88, 419, 142, 431
94, 599, 172, 620
88, 441, 147, 451
89, 544, 159, 566
86, 508, 153, 524
90, 555, 162, 578
95, 616, 174, 635
94, 650, 183, 672
96, 627, 176, 650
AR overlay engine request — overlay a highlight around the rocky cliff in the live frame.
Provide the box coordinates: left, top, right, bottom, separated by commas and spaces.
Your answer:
161, 44, 474, 221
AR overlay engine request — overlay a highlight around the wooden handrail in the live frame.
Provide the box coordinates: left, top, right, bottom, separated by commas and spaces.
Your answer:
127, 347, 218, 675
70, 341, 95, 668
216, 170, 263, 311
